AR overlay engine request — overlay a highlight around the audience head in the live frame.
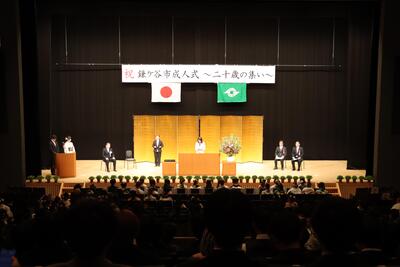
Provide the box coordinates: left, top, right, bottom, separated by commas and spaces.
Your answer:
312, 199, 361, 253
149, 179, 156, 187
232, 177, 239, 184
269, 209, 302, 249
147, 188, 155, 196
120, 182, 127, 189
265, 183, 270, 191
217, 179, 225, 188
115, 209, 140, 242
205, 189, 251, 249
65, 199, 118, 258
317, 182, 325, 190
135, 181, 142, 189
252, 207, 270, 234
73, 184, 82, 190
358, 215, 383, 249
205, 179, 213, 188
110, 178, 116, 186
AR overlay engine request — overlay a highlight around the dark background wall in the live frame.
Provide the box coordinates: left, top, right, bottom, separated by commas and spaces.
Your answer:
374, 0, 400, 190
33, 1, 379, 173
0, 0, 26, 190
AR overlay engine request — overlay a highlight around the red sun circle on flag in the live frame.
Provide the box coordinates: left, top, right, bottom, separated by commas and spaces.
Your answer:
160, 86, 173, 98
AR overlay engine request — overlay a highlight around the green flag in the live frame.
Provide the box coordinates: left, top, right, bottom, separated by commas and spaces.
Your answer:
217, 83, 247, 103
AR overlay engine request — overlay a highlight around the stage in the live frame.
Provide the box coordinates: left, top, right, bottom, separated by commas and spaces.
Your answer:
42, 160, 365, 184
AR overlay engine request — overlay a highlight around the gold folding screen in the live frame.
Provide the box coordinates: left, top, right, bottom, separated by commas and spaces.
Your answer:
133, 115, 155, 162
177, 116, 199, 154
134, 115, 263, 162
242, 116, 264, 162
199, 116, 221, 153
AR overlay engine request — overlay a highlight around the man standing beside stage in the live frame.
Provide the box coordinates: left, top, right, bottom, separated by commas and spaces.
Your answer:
291, 141, 304, 171
102, 142, 117, 172
49, 134, 59, 175
152, 135, 164, 167
274, 140, 287, 170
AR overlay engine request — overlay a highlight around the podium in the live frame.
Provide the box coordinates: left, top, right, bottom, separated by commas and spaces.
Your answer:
179, 153, 220, 176
222, 161, 236, 176
56, 153, 76, 178
162, 161, 177, 176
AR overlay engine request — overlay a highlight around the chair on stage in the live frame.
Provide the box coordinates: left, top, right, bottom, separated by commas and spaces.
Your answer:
100, 160, 107, 171
124, 150, 136, 169
286, 159, 305, 170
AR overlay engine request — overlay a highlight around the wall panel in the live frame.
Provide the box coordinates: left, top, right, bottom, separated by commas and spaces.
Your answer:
242, 116, 263, 162
199, 116, 221, 154
177, 115, 199, 154
133, 115, 155, 162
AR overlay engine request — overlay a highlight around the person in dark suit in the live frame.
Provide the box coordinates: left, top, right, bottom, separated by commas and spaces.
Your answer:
274, 140, 287, 170
103, 142, 116, 172
49, 134, 59, 175
291, 141, 304, 171
152, 135, 164, 167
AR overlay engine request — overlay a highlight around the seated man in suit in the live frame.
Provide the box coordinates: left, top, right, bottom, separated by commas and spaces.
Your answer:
274, 140, 287, 170
291, 141, 304, 171
103, 142, 116, 172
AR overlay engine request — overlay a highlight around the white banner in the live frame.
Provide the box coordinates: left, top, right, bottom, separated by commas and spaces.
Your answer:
122, 64, 275, 84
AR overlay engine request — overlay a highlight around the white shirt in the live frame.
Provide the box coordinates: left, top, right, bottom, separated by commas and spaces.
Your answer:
63, 141, 75, 153
287, 187, 302, 194
302, 187, 315, 194
195, 142, 206, 153
391, 203, 400, 211
275, 146, 285, 159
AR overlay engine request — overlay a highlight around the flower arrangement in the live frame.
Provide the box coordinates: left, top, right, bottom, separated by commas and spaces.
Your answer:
220, 134, 241, 157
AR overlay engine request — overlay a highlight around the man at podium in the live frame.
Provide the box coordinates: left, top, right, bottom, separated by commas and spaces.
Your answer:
102, 142, 117, 172
195, 137, 206, 153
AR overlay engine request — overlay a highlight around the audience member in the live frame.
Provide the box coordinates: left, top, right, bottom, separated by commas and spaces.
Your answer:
47, 198, 130, 267
310, 198, 362, 266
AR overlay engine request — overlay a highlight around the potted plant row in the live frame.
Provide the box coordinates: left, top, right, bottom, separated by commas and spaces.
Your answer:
26, 175, 60, 183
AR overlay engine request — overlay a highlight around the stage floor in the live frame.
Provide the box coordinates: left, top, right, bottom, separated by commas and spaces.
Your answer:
42, 160, 366, 184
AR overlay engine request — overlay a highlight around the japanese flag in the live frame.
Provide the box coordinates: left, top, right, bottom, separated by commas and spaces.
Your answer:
151, 82, 181, 103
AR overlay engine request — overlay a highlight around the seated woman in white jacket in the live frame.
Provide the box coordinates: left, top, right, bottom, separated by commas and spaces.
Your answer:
195, 137, 206, 153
